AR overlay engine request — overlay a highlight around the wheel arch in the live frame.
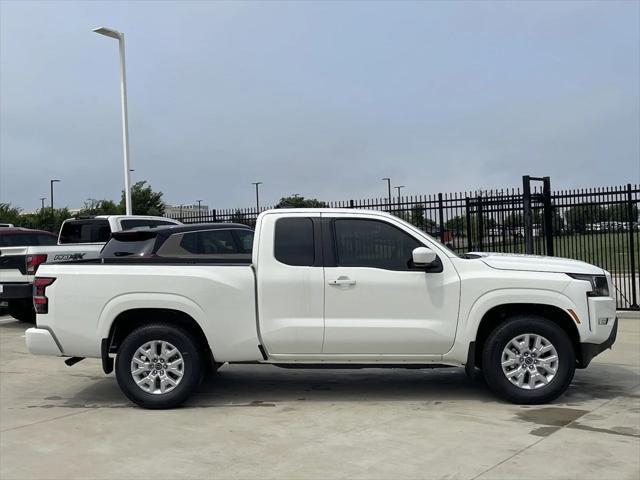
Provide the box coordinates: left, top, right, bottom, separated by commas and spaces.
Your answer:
473, 303, 581, 369
101, 307, 214, 374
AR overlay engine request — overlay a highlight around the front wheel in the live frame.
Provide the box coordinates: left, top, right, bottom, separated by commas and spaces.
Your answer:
115, 323, 203, 409
482, 315, 575, 404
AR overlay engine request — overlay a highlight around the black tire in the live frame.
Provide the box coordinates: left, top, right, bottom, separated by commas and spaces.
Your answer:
8, 299, 35, 323
115, 323, 203, 409
482, 315, 575, 404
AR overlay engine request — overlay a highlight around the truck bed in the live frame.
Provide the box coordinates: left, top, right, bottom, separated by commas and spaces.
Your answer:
35, 262, 261, 362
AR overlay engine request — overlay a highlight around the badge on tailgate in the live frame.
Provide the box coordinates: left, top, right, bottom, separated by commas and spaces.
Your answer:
52, 253, 86, 261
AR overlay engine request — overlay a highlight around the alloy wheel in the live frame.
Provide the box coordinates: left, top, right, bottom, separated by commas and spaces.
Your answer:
501, 333, 559, 390
130, 340, 184, 395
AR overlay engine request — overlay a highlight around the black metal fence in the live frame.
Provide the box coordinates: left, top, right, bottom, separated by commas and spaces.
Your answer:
167, 179, 639, 310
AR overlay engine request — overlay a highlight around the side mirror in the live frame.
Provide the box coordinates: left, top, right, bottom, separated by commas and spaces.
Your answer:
412, 247, 437, 267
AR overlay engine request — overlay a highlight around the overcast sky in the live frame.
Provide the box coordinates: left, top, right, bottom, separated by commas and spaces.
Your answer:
1, 0, 638, 211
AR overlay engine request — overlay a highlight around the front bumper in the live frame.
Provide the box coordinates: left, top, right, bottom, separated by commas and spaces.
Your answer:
25, 328, 63, 356
578, 318, 618, 368
0, 283, 32, 300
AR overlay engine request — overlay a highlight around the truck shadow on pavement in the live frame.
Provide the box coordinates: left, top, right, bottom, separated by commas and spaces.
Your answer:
42, 362, 639, 410
6, 320, 635, 411
0, 319, 31, 331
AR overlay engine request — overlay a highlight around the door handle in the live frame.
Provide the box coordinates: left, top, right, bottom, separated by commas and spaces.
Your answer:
329, 277, 356, 286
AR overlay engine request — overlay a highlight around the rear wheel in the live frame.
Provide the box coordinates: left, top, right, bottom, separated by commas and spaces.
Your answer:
8, 299, 35, 323
482, 315, 575, 404
115, 323, 203, 409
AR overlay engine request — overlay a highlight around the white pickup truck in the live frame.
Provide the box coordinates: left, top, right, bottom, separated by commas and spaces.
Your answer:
26, 209, 617, 409
0, 215, 180, 322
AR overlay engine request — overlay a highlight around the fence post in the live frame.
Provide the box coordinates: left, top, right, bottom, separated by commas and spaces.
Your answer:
477, 194, 484, 251
438, 193, 445, 244
350, 199, 355, 208
212, 209, 217, 223
465, 197, 473, 251
543, 176, 554, 256
522, 175, 534, 254
627, 184, 638, 309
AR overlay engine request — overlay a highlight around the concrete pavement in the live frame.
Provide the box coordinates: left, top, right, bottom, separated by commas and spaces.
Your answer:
1, 315, 638, 480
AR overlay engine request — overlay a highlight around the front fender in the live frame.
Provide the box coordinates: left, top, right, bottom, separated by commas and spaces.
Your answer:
465, 288, 584, 338
444, 288, 585, 364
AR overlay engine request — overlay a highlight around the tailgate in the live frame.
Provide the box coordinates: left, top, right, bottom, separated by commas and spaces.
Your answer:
0, 247, 28, 282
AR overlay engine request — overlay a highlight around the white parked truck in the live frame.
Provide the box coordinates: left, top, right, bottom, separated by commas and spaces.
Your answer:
0, 215, 180, 322
26, 209, 617, 408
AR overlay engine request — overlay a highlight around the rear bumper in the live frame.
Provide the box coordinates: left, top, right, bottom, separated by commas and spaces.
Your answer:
0, 283, 32, 300
578, 318, 618, 368
25, 328, 63, 356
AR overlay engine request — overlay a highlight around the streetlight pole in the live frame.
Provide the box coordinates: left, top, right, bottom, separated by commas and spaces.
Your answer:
252, 182, 262, 212
93, 26, 132, 215
382, 178, 392, 209
395, 185, 405, 211
40, 197, 46, 212
50, 179, 60, 229
197, 200, 203, 222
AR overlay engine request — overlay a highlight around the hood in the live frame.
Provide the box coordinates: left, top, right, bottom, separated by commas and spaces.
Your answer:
468, 252, 604, 275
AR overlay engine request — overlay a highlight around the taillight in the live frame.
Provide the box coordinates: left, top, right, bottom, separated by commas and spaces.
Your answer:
26, 254, 48, 274
33, 277, 56, 314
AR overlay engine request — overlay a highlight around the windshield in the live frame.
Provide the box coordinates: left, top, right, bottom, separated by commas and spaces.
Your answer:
59, 220, 111, 244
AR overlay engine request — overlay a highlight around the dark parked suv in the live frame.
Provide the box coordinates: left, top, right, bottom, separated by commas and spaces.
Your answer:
100, 223, 254, 261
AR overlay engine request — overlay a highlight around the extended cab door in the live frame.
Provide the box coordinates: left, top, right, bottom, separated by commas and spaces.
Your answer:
322, 214, 461, 355
255, 212, 325, 354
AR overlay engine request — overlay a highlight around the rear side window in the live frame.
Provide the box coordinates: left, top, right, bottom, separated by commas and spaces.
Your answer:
120, 219, 177, 230
179, 230, 237, 254
59, 220, 111, 244
274, 218, 314, 266
155, 228, 253, 257
101, 238, 156, 257
234, 229, 254, 253
0, 233, 57, 247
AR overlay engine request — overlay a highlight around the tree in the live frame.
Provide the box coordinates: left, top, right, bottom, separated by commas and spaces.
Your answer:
504, 212, 523, 228
0, 203, 68, 232
549, 209, 565, 234
565, 205, 605, 233
445, 215, 466, 232
120, 181, 165, 216
276, 196, 326, 208
230, 209, 248, 225
0, 203, 22, 225
606, 203, 638, 222
50, 208, 71, 233
79, 199, 121, 216
503, 211, 546, 227
407, 203, 438, 233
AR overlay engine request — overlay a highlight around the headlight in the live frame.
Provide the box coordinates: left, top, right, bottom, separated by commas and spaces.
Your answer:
566, 273, 609, 297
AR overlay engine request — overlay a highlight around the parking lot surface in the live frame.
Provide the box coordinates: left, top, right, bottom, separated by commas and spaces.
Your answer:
1, 315, 639, 480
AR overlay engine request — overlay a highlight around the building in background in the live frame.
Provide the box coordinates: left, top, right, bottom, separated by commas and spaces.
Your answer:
164, 203, 209, 218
